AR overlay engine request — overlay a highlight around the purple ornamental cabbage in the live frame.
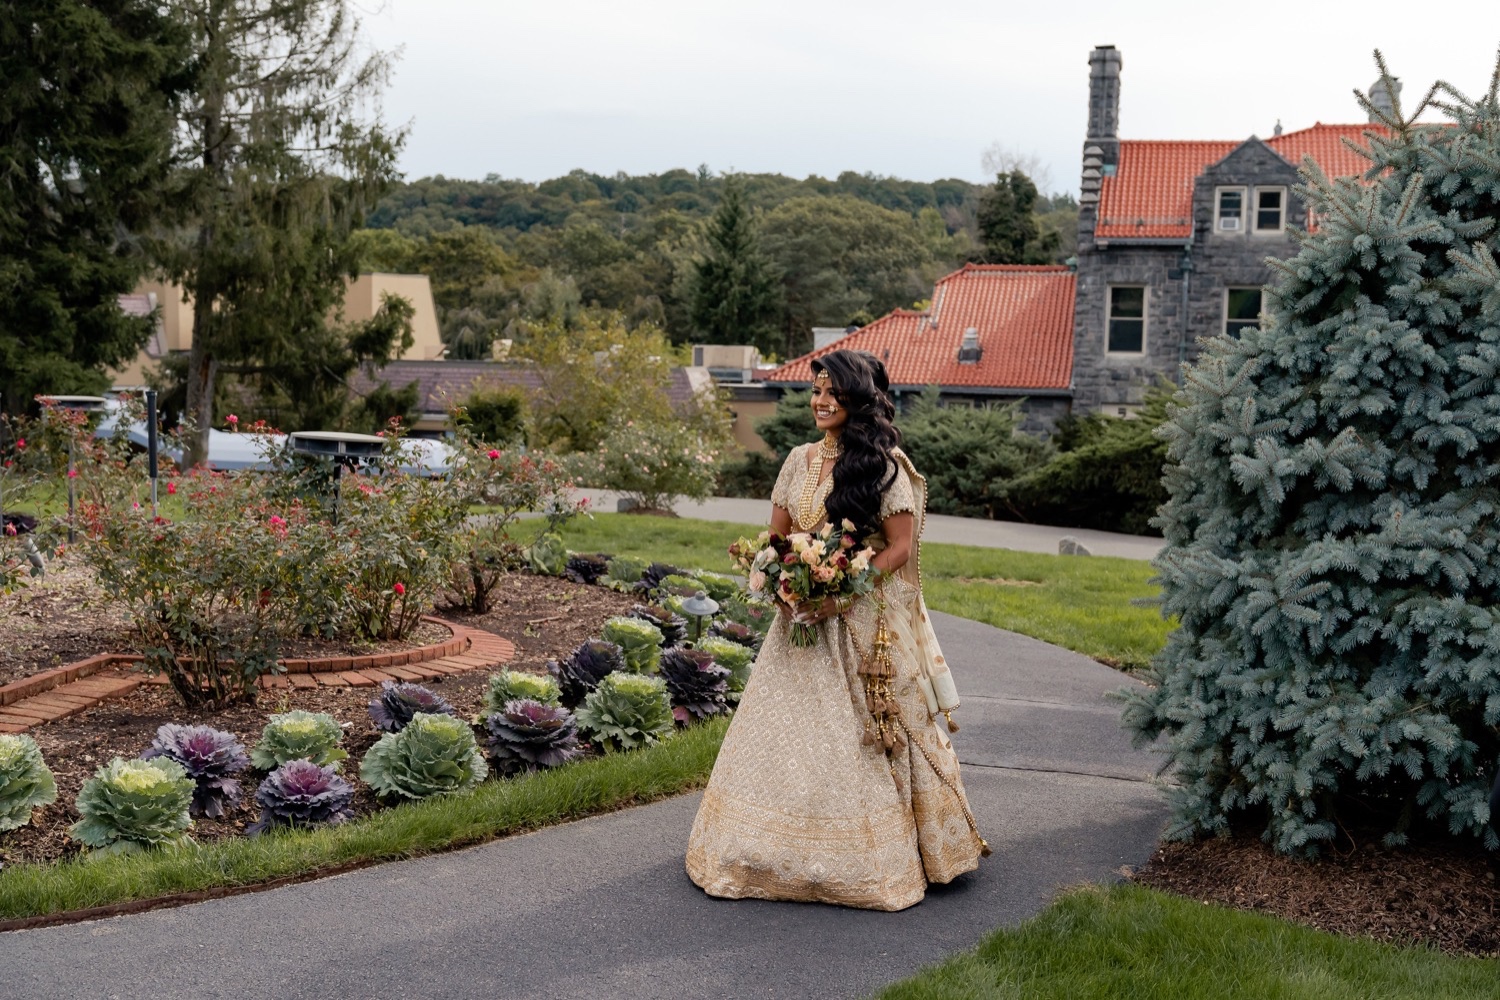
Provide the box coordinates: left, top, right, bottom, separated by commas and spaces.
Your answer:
548, 639, 626, 706
658, 647, 731, 722
245, 759, 356, 835
628, 603, 688, 647
708, 620, 763, 653
639, 561, 688, 592
564, 552, 612, 586
484, 699, 584, 775
368, 681, 457, 733
140, 723, 249, 819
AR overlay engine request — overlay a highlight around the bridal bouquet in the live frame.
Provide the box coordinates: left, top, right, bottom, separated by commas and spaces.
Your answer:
729, 519, 878, 647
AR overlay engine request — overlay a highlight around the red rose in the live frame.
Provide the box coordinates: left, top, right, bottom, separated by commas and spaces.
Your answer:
393, 582, 406, 596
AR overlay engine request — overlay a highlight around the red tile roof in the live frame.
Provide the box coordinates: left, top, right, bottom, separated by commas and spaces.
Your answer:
1095, 123, 1386, 239
765, 264, 1075, 392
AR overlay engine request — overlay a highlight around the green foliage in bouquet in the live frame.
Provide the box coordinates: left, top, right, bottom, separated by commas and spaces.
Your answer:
250, 711, 348, 771
601, 616, 664, 673
695, 636, 755, 695
526, 531, 568, 577
0, 734, 58, 831
575, 672, 676, 752
360, 712, 489, 800
69, 758, 195, 856
483, 670, 563, 715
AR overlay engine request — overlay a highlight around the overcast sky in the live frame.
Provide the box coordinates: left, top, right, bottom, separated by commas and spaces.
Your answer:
361, 0, 1499, 195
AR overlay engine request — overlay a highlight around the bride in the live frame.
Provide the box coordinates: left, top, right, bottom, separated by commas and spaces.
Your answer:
686, 348, 987, 911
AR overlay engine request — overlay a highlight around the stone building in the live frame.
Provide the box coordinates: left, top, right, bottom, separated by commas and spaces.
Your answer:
1071, 45, 1389, 415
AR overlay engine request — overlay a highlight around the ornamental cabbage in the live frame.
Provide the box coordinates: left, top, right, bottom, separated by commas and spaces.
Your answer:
628, 603, 687, 647
659, 647, 731, 721
655, 573, 707, 598
601, 616, 664, 673
245, 760, 355, 835
250, 710, 348, 770
575, 672, 675, 752
70, 757, 195, 855
360, 712, 489, 800
564, 552, 611, 585
369, 680, 457, 733
141, 724, 249, 818
484, 670, 562, 715
526, 531, 568, 577
640, 562, 689, 591
604, 554, 649, 584
690, 570, 741, 602
694, 636, 755, 695
549, 639, 626, 705
484, 699, 583, 775
0, 733, 58, 831
708, 619, 763, 652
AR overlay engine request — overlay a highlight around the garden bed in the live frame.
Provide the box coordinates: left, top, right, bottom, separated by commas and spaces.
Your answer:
0, 568, 636, 869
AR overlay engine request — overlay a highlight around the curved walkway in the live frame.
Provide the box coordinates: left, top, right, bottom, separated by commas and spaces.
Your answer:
0, 612, 1167, 1000
575, 489, 1166, 561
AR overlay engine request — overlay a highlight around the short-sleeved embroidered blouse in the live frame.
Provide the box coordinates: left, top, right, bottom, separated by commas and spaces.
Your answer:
771, 443, 916, 531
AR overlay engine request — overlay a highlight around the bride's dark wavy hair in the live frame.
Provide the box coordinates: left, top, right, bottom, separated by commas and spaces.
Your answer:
813, 350, 901, 537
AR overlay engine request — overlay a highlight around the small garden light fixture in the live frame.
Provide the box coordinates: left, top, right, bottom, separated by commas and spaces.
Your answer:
679, 590, 719, 645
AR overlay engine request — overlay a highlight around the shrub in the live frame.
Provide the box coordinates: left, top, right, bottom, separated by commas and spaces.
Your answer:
564, 552, 611, 586
549, 639, 626, 706
70, 758, 195, 856
460, 384, 526, 446
897, 387, 1047, 519
0, 733, 58, 831
601, 617, 664, 673
360, 712, 489, 800
526, 531, 568, 576
250, 711, 348, 770
484, 670, 563, 714
140, 724, 249, 819
368, 681, 458, 734
695, 636, 755, 695
628, 604, 687, 647
581, 418, 727, 512
575, 672, 675, 752
658, 647, 731, 721
483, 700, 584, 776
714, 450, 781, 501
245, 760, 355, 835
998, 381, 1171, 535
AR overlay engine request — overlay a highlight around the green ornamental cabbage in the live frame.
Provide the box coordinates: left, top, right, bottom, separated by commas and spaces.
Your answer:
575, 672, 675, 752
604, 554, 649, 584
695, 636, 754, 694
70, 757, 195, 856
484, 670, 563, 714
691, 571, 741, 603
0, 733, 58, 831
526, 532, 568, 577
250, 710, 348, 770
601, 616, 664, 673
360, 712, 489, 800
655, 573, 706, 597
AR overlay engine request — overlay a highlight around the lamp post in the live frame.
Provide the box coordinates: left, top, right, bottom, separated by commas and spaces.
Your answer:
678, 590, 720, 646
39, 395, 108, 543
287, 431, 387, 523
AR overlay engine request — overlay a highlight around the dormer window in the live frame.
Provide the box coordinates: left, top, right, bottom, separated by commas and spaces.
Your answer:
957, 327, 982, 364
1255, 188, 1286, 232
1215, 187, 1246, 231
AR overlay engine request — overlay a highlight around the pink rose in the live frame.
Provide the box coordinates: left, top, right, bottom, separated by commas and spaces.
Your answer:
487, 449, 501, 460
167, 482, 177, 495
748, 570, 767, 593
226, 414, 238, 428
393, 582, 406, 596
800, 547, 820, 566
67, 468, 78, 479
813, 565, 836, 584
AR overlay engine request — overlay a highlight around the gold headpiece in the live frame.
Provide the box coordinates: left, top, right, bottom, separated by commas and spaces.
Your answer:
814, 369, 831, 386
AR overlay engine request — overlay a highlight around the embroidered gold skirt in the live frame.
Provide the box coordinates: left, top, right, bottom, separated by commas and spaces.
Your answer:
685, 580, 983, 911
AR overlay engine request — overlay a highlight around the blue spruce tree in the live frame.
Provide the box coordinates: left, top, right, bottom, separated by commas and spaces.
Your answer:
1122, 53, 1500, 855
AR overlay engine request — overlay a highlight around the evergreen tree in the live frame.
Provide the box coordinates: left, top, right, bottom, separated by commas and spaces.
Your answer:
974, 170, 1059, 265
158, 0, 407, 461
691, 175, 782, 355
1122, 55, 1500, 855
0, 1, 188, 414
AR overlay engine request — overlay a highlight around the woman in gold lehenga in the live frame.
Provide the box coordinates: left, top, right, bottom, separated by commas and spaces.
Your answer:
686, 349, 988, 912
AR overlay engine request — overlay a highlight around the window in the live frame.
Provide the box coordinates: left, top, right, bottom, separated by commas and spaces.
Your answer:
1255, 188, 1285, 232
1225, 288, 1263, 338
1107, 286, 1146, 354
1216, 187, 1246, 231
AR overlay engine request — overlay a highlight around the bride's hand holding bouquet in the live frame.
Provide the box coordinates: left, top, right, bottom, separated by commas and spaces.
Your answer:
729, 519, 878, 647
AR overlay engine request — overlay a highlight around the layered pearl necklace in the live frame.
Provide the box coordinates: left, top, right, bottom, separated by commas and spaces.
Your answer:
795, 433, 842, 530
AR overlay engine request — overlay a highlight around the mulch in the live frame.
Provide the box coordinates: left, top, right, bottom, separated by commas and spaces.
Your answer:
0, 570, 636, 869
1134, 831, 1500, 957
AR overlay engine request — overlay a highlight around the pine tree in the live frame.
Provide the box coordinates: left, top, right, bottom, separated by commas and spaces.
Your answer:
1122, 53, 1500, 855
974, 170, 1059, 265
691, 175, 783, 356
0, 1, 188, 414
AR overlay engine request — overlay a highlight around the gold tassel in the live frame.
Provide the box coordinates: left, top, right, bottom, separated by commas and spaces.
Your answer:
979, 839, 992, 858
943, 710, 960, 733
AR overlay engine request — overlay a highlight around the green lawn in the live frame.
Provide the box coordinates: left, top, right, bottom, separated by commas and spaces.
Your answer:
560, 514, 1172, 670
874, 883, 1499, 1000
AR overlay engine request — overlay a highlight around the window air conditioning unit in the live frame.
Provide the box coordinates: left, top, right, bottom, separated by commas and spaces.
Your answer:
1219, 217, 1240, 231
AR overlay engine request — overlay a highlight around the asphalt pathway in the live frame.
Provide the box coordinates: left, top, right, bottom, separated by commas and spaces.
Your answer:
0, 613, 1168, 1000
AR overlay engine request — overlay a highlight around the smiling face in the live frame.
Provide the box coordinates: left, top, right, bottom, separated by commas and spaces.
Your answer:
810, 373, 848, 435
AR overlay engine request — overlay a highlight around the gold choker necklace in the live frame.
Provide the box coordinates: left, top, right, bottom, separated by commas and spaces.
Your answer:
819, 433, 842, 459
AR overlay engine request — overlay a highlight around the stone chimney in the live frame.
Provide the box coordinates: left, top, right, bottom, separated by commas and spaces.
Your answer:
1368, 75, 1402, 122
1080, 45, 1122, 211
